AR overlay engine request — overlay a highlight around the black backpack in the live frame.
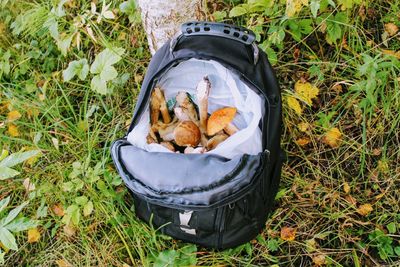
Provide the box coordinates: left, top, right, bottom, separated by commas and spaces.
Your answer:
111, 21, 283, 249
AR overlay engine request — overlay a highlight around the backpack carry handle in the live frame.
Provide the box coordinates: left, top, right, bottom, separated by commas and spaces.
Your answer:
181, 21, 256, 45
170, 21, 260, 65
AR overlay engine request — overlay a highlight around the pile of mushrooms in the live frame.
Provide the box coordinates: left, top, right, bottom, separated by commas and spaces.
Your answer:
146, 76, 239, 153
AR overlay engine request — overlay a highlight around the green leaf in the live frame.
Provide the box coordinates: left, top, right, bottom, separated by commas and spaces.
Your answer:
260, 42, 278, 65
120, 0, 137, 22
83, 201, 93, 216
267, 26, 285, 46
5, 217, 37, 232
212, 11, 227, 21
387, 222, 397, 234
0, 150, 8, 161
57, 35, 73, 56
153, 250, 179, 267
91, 75, 109, 95
74, 179, 84, 191
78, 62, 89, 80
64, 205, 80, 226
90, 47, 125, 74
36, 201, 48, 219
100, 65, 118, 81
395, 246, 400, 256
1, 201, 28, 226
0, 227, 17, 250
63, 59, 89, 82
0, 150, 40, 168
267, 238, 280, 252
75, 196, 88, 206
0, 167, 20, 180
62, 181, 74, 192
310, 0, 320, 18
337, 0, 361, 10
120, 0, 136, 13
43, 16, 59, 39
229, 6, 248, 17
0, 197, 10, 213
52, 0, 68, 17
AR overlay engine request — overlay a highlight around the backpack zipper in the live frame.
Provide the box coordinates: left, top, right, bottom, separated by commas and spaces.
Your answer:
112, 138, 270, 211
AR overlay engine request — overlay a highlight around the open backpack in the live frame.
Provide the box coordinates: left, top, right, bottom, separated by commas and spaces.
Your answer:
111, 21, 283, 249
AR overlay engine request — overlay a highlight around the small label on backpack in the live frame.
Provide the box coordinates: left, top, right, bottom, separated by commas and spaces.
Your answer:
179, 211, 196, 235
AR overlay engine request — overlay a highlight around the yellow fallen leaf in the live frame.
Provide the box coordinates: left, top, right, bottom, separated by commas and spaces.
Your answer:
377, 160, 389, 174
297, 122, 309, 132
343, 182, 350, 194
322, 127, 342, 148
118, 32, 127, 41
280, 226, 296, 241
28, 228, 41, 243
357, 203, 373, 216
381, 49, 400, 59
286, 96, 303, 115
7, 123, 20, 137
312, 254, 327, 266
286, 0, 308, 17
295, 81, 319, 105
7, 110, 21, 122
295, 137, 311, 147
0, 100, 11, 114
26, 108, 40, 119
375, 193, 385, 200
385, 23, 399, 37
305, 239, 317, 252
56, 259, 72, 267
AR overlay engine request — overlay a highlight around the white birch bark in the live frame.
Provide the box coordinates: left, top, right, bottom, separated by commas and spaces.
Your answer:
137, 0, 204, 55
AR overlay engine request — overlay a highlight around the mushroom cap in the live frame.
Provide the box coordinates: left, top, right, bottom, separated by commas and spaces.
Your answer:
174, 121, 201, 147
207, 107, 237, 136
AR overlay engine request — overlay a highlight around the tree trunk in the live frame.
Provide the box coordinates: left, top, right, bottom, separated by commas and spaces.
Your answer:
137, 0, 204, 55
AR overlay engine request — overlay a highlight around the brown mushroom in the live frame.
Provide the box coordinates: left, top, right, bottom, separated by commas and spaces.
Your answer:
175, 91, 198, 123
146, 127, 158, 144
173, 121, 201, 147
150, 87, 171, 125
207, 107, 237, 136
150, 89, 161, 125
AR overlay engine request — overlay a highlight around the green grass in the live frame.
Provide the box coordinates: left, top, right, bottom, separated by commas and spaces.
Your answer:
1, 0, 400, 266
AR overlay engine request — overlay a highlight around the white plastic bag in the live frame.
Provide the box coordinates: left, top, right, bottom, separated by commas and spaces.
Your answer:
127, 59, 263, 159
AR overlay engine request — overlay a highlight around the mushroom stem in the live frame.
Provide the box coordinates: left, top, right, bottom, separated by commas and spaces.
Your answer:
206, 133, 229, 150
197, 76, 211, 134
153, 118, 179, 141
154, 87, 171, 124
175, 91, 198, 123
224, 123, 239, 136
